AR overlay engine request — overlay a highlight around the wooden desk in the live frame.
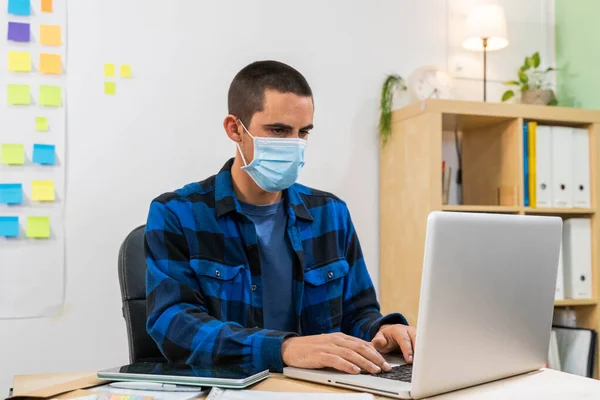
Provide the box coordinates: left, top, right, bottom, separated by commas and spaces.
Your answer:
12, 369, 600, 399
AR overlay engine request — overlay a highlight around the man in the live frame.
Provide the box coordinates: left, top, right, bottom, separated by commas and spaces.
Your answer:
145, 60, 416, 375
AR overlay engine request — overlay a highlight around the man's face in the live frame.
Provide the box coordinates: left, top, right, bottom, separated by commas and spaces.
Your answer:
239, 89, 314, 163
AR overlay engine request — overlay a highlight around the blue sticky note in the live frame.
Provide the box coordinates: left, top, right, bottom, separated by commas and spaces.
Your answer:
32, 144, 56, 165
0, 183, 23, 205
8, 0, 31, 16
0, 216, 19, 237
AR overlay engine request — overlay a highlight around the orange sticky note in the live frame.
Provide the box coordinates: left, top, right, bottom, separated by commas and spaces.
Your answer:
41, 0, 53, 12
40, 24, 61, 46
40, 53, 61, 75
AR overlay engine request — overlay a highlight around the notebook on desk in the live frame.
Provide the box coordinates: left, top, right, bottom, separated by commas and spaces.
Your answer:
97, 363, 268, 389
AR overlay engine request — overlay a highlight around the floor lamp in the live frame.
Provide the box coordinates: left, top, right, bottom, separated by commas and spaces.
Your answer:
462, 4, 509, 101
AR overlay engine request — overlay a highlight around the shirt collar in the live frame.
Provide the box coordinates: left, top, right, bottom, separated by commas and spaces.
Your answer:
214, 158, 313, 222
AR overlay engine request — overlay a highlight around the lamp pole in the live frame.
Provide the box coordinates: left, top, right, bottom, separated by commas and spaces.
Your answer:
482, 37, 488, 102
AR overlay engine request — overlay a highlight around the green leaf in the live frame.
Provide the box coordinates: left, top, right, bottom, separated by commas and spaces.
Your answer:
518, 70, 529, 84
502, 90, 515, 102
522, 84, 529, 91
548, 98, 558, 106
521, 57, 531, 71
379, 74, 405, 146
504, 80, 520, 86
545, 67, 555, 72
532, 52, 541, 68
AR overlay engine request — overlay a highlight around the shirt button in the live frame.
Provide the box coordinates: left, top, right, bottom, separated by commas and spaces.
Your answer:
251, 285, 257, 291
328, 271, 334, 279
215, 270, 221, 277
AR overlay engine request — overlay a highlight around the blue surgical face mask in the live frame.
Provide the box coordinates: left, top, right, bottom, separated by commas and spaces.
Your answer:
236, 120, 307, 192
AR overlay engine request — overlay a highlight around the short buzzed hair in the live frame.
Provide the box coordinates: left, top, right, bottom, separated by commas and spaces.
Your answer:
228, 61, 313, 126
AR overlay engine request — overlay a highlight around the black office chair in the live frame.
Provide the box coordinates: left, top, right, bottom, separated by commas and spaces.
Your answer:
118, 225, 167, 363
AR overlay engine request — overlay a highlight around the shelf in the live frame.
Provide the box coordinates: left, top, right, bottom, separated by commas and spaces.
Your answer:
524, 208, 595, 216
391, 99, 600, 127
442, 206, 595, 217
554, 299, 598, 307
442, 205, 521, 214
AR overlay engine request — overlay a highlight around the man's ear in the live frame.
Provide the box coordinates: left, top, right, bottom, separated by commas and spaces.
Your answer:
223, 115, 242, 143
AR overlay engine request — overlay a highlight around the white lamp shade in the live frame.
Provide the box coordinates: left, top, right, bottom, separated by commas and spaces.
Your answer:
462, 4, 508, 51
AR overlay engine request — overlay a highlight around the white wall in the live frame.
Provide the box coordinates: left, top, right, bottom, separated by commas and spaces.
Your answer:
0, 0, 554, 391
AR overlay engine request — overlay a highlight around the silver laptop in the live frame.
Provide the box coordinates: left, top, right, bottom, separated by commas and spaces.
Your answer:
284, 211, 562, 399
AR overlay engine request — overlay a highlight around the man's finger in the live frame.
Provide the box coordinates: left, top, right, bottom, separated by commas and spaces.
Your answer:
390, 328, 414, 364
331, 345, 381, 374
344, 337, 391, 372
321, 353, 360, 374
371, 331, 388, 350
408, 327, 417, 350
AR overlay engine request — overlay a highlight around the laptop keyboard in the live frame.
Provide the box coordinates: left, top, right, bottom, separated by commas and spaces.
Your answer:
362, 364, 413, 382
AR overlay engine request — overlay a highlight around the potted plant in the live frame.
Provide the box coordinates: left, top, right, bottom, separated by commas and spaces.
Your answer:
502, 52, 557, 105
379, 74, 406, 145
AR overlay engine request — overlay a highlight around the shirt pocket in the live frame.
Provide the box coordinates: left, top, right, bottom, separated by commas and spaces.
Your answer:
302, 259, 350, 333
189, 259, 247, 316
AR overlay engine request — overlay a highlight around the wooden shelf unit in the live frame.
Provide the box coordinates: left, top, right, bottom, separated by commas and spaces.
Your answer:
380, 99, 600, 378
555, 299, 598, 307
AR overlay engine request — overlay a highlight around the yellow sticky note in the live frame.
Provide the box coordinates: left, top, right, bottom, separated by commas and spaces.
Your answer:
8, 51, 31, 72
36, 117, 49, 132
39, 85, 62, 107
32, 180, 55, 202
120, 64, 132, 78
40, 53, 61, 75
1, 144, 25, 165
40, 24, 61, 46
105, 81, 116, 95
104, 63, 115, 77
26, 216, 50, 239
7, 84, 30, 105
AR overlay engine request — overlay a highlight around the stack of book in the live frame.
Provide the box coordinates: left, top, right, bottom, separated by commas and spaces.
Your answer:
523, 122, 590, 208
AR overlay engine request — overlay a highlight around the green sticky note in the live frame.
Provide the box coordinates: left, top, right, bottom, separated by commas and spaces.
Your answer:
39, 85, 61, 107
36, 117, 49, 132
1, 144, 25, 165
26, 216, 50, 239
104, 81, 116, 95
7, 84, 30, 105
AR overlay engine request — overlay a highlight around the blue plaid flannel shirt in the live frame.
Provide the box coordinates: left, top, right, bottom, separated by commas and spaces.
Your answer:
145, 159, 408, 372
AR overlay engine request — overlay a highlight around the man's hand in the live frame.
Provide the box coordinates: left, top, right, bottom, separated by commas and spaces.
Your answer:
281, 332, 393, 374
371, 324, 417, 363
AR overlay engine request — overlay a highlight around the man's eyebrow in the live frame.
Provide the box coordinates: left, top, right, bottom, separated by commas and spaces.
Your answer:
263, 123, 294, 130
263, 123, 314, 131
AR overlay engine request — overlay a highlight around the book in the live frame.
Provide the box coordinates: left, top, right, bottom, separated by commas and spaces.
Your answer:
548, 329, 561, 370
553, 326, 597, 378
523, 121, 529, 207
442, 162, 451, 205
528, 121, 537, 207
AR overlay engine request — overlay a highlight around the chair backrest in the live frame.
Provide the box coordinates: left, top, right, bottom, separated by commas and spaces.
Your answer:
118, 225, 167, 363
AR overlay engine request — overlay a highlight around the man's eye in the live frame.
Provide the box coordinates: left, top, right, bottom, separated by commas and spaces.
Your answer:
299, 131, 310, 138
271, 128, 285, 135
